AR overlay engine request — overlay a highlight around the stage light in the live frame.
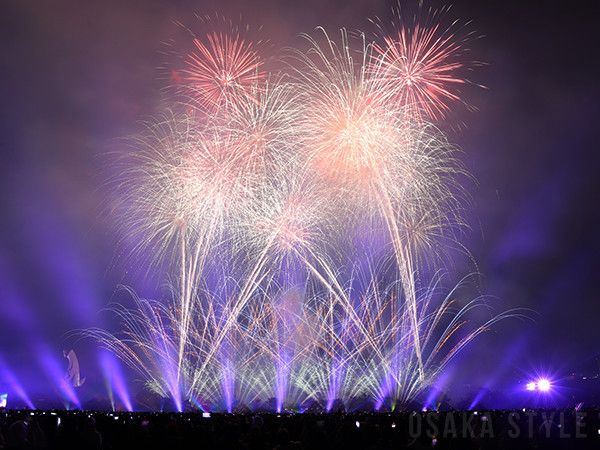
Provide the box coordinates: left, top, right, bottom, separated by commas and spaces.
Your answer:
355, 421, 360, 429
537, 378, 551, 392
526, 381, 536, 391
0, 394, 7, 408
202, 412, 211, 418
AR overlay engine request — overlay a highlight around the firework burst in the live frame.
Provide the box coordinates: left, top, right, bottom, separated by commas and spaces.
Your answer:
371, 4, 481, 121
91, 8, 516, 412
181, 17, 266, 112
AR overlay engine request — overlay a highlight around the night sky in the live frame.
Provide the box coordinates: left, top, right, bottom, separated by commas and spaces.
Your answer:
1, 0, 599, 400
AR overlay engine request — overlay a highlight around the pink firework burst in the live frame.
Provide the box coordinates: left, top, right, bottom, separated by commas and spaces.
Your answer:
184, 32, 264, 110
372, 11, 476, 121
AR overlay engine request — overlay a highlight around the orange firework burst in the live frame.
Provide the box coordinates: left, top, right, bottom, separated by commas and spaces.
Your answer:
184, 31, 264, 110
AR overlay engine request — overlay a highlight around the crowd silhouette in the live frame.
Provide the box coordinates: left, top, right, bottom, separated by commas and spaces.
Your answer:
1, 409, 599, 449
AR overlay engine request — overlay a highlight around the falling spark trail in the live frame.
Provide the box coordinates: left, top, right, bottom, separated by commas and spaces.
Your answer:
86, 7, 523, 412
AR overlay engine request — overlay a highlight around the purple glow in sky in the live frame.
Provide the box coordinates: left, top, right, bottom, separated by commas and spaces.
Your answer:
0, 0, 598, 408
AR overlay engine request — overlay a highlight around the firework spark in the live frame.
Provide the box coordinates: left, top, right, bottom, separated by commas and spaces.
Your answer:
184, 31, 264, 111
90, 8, 515, 412
371, 5, 480, 120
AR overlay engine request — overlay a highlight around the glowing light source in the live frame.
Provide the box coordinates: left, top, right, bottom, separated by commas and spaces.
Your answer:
525, 378, 552, 392
537, 378, 551, 392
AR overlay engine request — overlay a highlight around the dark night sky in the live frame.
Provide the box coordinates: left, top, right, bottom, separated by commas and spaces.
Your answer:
0, 0, 599, 397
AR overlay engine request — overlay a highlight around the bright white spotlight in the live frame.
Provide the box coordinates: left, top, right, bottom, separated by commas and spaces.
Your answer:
537, 378, 551, 392
526, 381, 536, 391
